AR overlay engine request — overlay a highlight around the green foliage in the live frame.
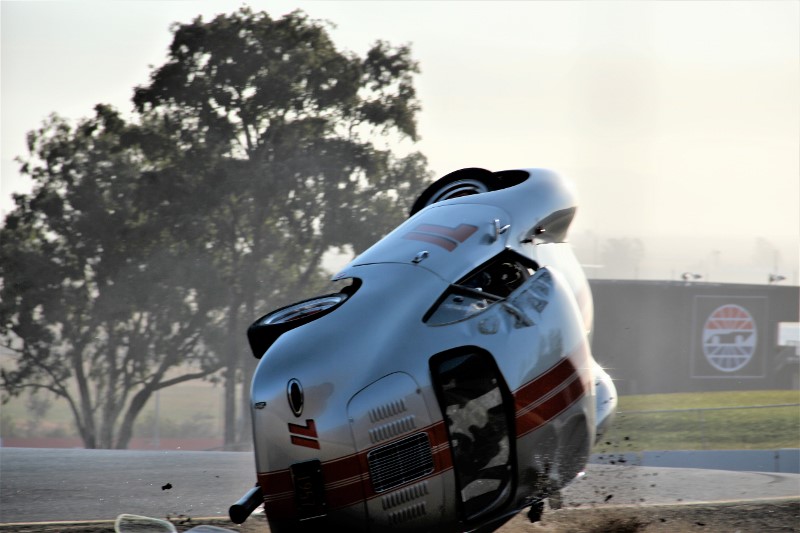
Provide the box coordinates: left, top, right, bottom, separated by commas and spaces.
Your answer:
0, 106, 224, 448
130, 7, 430, 444
595, 390, 800, 452
0, 7, 430, 448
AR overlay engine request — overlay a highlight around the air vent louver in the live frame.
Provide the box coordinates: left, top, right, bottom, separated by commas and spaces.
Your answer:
369, 399, 408, 423
369, 415, 417, 444
388, 502, 427, 524
381, 480, 430, 510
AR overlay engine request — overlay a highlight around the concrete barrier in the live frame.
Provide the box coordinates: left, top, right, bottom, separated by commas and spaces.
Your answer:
590, 448, 800, 473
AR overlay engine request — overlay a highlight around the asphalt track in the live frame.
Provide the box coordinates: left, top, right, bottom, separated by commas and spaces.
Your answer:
1, 448, 798, 525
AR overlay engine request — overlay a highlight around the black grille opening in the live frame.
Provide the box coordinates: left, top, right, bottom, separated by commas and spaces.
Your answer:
368, 432, 434, 493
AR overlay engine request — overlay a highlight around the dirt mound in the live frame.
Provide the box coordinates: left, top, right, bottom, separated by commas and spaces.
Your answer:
2, 499, 797, 533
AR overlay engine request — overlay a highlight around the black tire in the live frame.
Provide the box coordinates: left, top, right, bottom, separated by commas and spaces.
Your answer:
409, 167, 499, 216
247, 293, 348, 359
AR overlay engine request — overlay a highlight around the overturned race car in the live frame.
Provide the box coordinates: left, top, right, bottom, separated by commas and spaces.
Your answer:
231, 167, 617, 532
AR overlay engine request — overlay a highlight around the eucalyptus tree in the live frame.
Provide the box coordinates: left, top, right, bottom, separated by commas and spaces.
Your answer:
133, 8, 430, 445
0, 106, 224, 448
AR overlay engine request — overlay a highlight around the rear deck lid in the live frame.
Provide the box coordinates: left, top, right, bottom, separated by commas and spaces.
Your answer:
336, 204, 510, 284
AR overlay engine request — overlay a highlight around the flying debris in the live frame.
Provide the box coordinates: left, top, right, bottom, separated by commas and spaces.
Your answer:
232, 167, 617, 531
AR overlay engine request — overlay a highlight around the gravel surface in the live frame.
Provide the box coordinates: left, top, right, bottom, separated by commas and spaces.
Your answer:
1, 499, 798, 532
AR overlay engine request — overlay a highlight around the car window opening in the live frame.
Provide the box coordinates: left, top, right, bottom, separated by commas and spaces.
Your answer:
424, 250, 538, 325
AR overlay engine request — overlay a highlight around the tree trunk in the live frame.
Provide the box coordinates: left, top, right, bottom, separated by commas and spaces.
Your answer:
236, 288, 258, 446
115, 385, 154, 449
224, 298, 240, 447
72, 351, 97, 449
100, 325, 119, 449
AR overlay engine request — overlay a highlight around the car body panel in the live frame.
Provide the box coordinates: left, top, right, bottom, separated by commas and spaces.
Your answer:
244, 168, 617, 532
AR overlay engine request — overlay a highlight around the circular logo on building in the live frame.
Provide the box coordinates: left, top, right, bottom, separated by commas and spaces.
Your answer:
702, 304, 757, 372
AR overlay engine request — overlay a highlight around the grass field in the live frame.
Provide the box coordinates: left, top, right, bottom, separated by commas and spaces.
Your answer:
594, 390, 800, 453
3, 384, 798, 451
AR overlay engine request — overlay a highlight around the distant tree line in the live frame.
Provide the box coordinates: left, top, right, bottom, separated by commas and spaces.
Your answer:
0, 8, 430, 449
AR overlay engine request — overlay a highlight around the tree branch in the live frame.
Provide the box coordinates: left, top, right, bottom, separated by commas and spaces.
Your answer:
156, 366, 223, 390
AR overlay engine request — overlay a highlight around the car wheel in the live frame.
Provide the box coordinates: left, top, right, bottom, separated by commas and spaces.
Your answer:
409, 167, 500, 216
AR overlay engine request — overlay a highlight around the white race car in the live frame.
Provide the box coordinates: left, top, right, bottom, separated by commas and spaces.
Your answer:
232, 167, 617, 532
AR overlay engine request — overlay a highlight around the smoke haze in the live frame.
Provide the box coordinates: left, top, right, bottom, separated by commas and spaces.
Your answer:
2, 1, 798, 284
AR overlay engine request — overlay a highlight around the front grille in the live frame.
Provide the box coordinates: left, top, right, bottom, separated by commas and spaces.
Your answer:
368, 432, 434, 493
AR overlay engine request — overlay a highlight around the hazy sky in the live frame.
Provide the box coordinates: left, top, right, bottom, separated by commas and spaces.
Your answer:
2, 1, 798, 283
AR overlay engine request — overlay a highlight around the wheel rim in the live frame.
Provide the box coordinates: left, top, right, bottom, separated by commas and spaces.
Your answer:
426, 178, 489, 206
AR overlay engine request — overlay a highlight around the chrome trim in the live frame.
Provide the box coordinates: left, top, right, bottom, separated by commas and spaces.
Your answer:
287, 379, 304, 417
